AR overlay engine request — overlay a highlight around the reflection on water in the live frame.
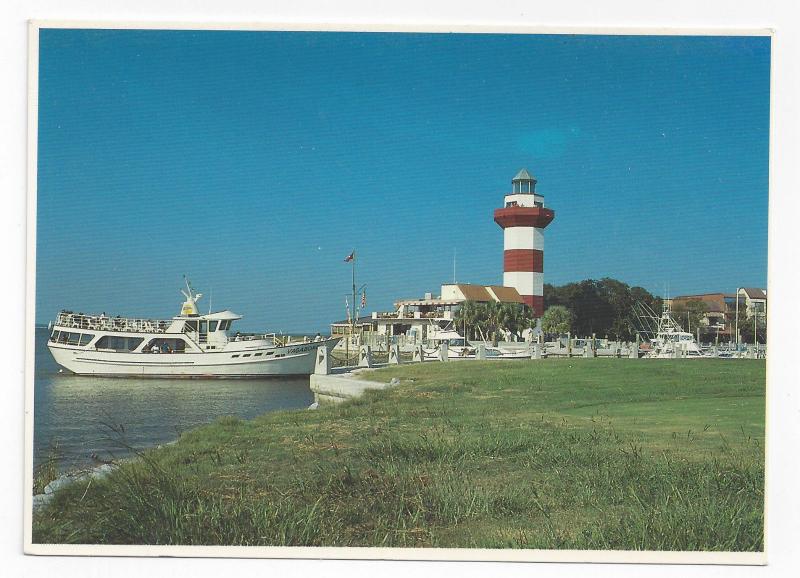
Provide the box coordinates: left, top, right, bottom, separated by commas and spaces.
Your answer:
33, 327, 313, 471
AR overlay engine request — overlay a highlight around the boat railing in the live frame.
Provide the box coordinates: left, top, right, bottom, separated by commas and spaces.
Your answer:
54, 311, 171, 334
227, 333, 316, 346
228, 332, 278, 343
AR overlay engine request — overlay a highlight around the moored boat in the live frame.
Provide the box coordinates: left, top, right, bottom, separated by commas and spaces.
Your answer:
47, 281, 340, 377
643, 303, 709, 359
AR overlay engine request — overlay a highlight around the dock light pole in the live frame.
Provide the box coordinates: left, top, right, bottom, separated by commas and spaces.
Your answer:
735, 287, 741, 348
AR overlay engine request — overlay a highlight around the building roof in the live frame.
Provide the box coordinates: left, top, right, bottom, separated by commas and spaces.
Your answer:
395, 298, 461, 307
672, 296, 726, 313
330, 315, 374, 326
486, 285, 524, 303
741, 288, 767, 300
673, 293, 727, 300
512, 168, 536, 182
455, 284, 494, 301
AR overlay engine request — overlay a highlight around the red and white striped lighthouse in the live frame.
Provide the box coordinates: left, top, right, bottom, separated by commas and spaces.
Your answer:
493, 169, 555, 316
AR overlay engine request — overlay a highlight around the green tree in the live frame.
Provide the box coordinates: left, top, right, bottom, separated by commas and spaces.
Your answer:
498, 302, 534, 341
453, 300, 480, 340
541, 305, 573, 336
734, 311, 767, 345
545, 279, 661, 340
454, 301, 536, 343
671, 300, 709, 334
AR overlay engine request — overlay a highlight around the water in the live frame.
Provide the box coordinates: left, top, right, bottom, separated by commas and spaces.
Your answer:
32, 327, 314, 472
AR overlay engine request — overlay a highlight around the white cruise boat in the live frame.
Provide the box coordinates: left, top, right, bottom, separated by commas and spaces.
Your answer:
47, 282, 340, 378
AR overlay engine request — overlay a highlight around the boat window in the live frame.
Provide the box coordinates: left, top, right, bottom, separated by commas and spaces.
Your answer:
96, 336, 145, 351
200, 320, 207, 333
209, 321, 218, 332
50, 330, 60, 342
79, 333, 95, 346
67, 332, 81, 345
58, 332, 69, 343
142, 338, 187, 353
184, 320, 198, 333
243, 354, 251, 358
218, 320, 230, 331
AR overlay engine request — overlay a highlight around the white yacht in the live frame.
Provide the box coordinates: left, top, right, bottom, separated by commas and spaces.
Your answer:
424, 326, 530, 360
644, 303, 708, 359
424, 328, 476, 359
47, 281, 340, 377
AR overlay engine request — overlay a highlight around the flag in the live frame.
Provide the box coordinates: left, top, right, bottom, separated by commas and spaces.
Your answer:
361, 290, 366, 309
344, 250, 355, 262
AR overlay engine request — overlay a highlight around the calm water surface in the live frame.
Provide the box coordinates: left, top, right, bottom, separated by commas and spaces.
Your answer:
32, 327, 314, 471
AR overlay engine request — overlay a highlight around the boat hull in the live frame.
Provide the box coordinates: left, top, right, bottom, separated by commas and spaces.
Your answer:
48, 338, 340, 378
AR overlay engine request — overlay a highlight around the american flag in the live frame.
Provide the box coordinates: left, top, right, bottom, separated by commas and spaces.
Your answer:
344, 250, 355, 262
361, 290, 366, 308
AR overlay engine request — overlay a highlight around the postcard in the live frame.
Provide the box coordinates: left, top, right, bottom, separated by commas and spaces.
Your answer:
25, 22, 770, 564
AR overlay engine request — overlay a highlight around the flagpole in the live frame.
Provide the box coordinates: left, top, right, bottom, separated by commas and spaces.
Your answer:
351, 249, 356, 340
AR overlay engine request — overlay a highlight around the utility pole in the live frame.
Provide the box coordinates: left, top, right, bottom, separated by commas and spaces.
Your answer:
735, 287, 741, 348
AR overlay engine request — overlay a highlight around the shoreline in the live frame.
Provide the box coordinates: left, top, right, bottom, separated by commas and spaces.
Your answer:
33, 368, 389, 508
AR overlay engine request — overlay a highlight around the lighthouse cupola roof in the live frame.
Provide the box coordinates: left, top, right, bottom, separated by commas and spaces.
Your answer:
512, 168, 537, 193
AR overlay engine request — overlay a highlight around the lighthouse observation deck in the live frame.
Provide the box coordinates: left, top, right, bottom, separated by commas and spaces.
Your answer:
493, 206, 555, 229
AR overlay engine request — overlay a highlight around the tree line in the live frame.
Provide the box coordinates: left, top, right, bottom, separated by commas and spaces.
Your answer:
543, 278, 662, 340
450, 278, 764, 344
451, 278, 662, 343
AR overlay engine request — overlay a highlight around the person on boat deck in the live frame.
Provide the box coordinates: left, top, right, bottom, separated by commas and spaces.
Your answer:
151, 344, 160, 354
161, 342, 170, 353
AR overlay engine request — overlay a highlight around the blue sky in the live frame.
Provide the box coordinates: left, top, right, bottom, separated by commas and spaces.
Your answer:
36, 30, 770, 332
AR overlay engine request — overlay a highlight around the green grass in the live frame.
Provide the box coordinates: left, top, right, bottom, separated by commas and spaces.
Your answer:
32, 358, 765, 550
33, 441, 61, 496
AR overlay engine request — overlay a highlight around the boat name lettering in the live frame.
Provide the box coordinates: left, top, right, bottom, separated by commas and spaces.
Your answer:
287, 345, 315, 355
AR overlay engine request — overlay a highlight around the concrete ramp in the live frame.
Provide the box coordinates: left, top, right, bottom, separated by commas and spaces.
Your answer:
309, 372, 393, 405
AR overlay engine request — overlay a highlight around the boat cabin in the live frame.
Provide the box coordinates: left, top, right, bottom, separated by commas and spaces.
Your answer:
172, 310, 242, 350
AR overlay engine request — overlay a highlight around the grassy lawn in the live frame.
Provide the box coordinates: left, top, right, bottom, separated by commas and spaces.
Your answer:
32, 358, 765, 550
